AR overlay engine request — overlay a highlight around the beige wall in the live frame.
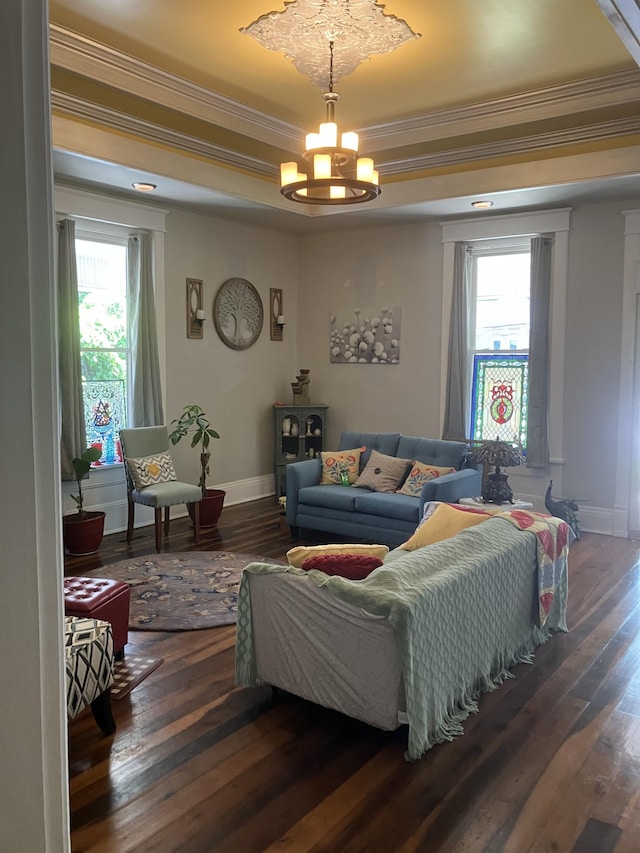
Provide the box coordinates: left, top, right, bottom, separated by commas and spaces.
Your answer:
163, 208, 298, 488
296, 221, 444, 447
58, 190, 640, 532
296, 200, 639, 530
563, 200, 628, 507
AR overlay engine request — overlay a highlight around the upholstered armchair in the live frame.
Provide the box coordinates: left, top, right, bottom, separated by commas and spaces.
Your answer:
119, 426, 201, 552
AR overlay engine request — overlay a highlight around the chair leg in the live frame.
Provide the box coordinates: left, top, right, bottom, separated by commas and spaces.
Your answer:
164, 506, 170, 536
91, 689, 116, 735
126, 500, 135, 543
192, 501, 200, 544
154, 508, 162, 552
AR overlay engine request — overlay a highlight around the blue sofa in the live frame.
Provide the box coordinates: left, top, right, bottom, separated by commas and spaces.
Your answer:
285, 431, 482, 547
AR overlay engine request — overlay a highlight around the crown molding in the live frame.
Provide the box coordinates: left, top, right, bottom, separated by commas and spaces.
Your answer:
594, 1, 640, 65
361, 68, 640, 150
52, 88, 640, 183
49, 24, 302, 151
380, 115, 640, 175
51, 91, 279, 178
49, 24, 640, 157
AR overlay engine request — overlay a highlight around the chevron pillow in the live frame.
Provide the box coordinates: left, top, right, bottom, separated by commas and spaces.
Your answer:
126, 452, 177, 490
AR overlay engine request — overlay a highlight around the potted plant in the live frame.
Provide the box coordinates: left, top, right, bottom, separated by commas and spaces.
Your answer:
62, 446, 106, 555
169, 404, 225, 528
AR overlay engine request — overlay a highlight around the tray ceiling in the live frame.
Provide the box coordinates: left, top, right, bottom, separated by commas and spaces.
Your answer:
48, 0, 640, 227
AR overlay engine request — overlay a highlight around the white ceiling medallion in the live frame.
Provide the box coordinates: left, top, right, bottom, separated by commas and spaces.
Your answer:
241, 0, 421, 89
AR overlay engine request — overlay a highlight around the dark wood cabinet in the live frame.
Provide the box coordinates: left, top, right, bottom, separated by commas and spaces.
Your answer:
273, 404, 328, 498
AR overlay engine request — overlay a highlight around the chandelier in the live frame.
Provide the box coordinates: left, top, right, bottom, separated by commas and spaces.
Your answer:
241, 0, 420, 205
279, 41, 381, 204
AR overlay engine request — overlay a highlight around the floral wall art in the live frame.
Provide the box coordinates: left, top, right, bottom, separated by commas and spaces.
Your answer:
330, 306, 401, 364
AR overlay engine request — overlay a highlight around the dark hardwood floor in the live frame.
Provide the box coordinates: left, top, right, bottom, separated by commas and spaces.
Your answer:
66, 498, 640, 852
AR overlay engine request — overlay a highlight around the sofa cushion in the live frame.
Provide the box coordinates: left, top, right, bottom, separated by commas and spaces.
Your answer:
286, 542, 389, 568
397, 462, 457, 497
339, 432, 401, 468
300, 554, 384, 580
397, 435, 468, 470
320, 446, 365, 485
401, 502, 492, 551
354, 491, 421, 523
299, 484, 359, 511
354, 449, 412, 493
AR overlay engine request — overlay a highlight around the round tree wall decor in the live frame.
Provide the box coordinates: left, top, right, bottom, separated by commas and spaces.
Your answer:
213, 278, 263, 350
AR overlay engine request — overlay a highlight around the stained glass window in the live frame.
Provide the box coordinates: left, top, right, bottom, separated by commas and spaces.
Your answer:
470, 355, 529, 446
83, 380, 127, 464
76, 237, 129, 464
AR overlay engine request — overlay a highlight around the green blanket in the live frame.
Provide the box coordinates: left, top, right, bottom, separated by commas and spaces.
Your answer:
235, 516, 568, 760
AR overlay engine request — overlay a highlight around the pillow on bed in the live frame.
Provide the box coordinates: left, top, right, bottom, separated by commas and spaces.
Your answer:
396, 462, 456, 497
401, 502, 492, 551
353, 449, 412, 493
320, 446, 366, 485
301, 554, 383, 580
286, 543, 389, 568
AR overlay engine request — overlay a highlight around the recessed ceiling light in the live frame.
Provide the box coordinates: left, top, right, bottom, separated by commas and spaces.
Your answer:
471, 200, 493, 209
132, 182, 157, 192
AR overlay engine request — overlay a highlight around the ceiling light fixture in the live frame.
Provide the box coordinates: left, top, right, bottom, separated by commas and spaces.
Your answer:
471, 200, 494, 209
132, 182, 157, 192
242, 0, 419, 206
279, 41, 381, 205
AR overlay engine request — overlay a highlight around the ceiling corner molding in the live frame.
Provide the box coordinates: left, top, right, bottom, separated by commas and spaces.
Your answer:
360, 68, 640, 150
595, 1, 640, 65
49, 23, 302, 151
379, 115, 640, 176
51, 90, 279, 179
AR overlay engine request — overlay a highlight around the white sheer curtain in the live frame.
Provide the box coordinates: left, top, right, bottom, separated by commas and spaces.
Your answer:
58, 218, 86, 479
128, 232, 164, 426
442, 242, 472, 441
526, 236, 552, 467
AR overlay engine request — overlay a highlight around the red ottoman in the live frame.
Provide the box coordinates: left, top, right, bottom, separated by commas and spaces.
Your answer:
64, 577, 130, 660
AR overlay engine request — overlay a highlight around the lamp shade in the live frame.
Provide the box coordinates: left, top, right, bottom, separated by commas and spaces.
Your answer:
471, 440, 525, 469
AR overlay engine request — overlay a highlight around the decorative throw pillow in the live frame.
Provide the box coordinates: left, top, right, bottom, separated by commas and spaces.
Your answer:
354, 449, 412, 493
301, 554, 383, 580
126, 452, 177, 490
286, 543, 389, 568
401, 502, 492, 551
320, 446, 366, 485
396, 462, 457, 497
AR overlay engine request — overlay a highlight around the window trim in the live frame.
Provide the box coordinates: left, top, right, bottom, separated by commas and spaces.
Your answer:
55, 185, 168, 479
440, 208, 571, 466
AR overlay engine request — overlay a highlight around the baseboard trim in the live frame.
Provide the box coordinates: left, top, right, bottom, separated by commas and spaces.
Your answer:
80, 475, 628, 539
98, 474, 275, 536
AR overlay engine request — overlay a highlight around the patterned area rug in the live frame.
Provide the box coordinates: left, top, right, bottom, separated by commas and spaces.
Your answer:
111, 655, 164, 700
86, 551, 284, 631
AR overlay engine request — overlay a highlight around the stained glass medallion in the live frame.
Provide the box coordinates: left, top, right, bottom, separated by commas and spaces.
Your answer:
470, 355, 528, 448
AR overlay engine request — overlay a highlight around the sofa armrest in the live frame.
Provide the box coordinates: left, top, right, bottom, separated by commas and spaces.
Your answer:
418, 468, 482, 515
285, 459, 322, 525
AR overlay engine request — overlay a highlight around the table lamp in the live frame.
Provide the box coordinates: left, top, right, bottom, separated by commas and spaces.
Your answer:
471, 439, 525, 505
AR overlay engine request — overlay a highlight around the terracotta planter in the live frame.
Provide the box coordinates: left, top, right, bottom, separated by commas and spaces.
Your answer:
188, 488, 226, 528
63, 510, 106, 556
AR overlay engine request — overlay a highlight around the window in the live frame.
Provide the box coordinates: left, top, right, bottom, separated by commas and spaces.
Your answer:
76, 237, 129, 464
441, 208, 570, 468
469, 245, 531, 448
